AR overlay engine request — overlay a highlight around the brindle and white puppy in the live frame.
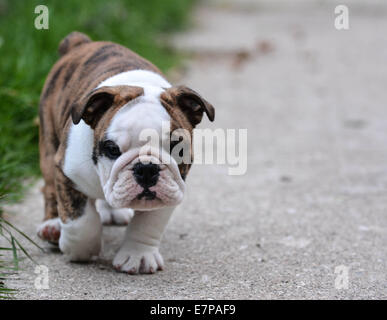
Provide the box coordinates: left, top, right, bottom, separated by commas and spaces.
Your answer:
37, 32, 214, 274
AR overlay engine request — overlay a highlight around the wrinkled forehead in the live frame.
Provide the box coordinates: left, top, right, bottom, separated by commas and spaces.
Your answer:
92, 84, 169, 139
104, 95, 171, 149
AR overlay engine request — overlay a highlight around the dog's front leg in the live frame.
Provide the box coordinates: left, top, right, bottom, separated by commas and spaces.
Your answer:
55, 167, 102, 262
113, 207, 174, 274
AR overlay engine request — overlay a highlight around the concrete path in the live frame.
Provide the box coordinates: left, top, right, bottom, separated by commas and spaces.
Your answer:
4, 0, 387, 299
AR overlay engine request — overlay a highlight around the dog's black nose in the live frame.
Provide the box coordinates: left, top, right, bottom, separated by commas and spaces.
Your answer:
132, 162, 160, 188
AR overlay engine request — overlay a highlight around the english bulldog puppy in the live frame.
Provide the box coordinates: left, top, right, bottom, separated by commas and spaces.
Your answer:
37, 32, 214, 274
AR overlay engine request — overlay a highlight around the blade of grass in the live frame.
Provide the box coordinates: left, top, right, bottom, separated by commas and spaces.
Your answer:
10, 236, 19, 269
0, 223, 38, 265
12, 236, 38, 265
0, 217, 43, 251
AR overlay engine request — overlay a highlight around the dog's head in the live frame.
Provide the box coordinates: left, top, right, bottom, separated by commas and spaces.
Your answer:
71, 84, 214, 210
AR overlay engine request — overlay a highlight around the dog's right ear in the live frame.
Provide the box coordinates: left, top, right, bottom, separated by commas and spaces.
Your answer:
161, 86, 215, 127
71, 85, 144, 129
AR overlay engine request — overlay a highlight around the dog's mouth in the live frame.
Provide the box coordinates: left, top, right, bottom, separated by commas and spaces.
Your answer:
137, 188, 156, 200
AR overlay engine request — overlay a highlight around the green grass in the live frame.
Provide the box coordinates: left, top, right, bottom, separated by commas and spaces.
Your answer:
0, 0, 194, 203
0, 216, 44, 299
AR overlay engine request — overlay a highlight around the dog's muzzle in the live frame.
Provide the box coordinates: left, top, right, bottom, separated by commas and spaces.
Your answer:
102, 147, 186, 210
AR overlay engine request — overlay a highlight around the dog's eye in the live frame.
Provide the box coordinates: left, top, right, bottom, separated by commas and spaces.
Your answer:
101, 140, 121, 159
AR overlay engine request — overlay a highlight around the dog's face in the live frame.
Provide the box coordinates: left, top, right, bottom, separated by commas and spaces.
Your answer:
71, 85, 214, 210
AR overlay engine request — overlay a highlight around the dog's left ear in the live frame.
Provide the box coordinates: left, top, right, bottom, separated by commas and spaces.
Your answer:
161, 86, 215, 127
71, 85, 144, 129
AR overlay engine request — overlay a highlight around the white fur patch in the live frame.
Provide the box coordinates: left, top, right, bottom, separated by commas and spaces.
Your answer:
97, 69, 171, 91
59, 200, 102, 261
107, 98, 170, 150
63, 120, 104, 199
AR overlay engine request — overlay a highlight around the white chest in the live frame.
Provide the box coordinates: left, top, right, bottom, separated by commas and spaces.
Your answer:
63, 120, 104, 199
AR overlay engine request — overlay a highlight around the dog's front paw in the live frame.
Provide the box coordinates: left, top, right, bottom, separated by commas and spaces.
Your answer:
96, 200, 133, 225
37, 218, 61, 244
113, 242, 164, 274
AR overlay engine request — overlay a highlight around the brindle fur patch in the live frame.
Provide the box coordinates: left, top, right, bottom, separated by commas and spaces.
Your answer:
55, 167, 87, 223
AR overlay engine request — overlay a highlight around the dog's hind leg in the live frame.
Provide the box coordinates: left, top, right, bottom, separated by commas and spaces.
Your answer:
37, 104, 61, 244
